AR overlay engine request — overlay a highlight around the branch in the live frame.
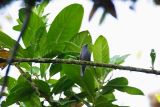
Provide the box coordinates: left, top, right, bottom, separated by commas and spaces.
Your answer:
0, 1, 34, 100
0, 58, 160, 75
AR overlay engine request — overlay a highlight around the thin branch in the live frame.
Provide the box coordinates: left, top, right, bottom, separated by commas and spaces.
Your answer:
0, 3, 33, 99
0, 58, 160, 75
15, 64, 56, 106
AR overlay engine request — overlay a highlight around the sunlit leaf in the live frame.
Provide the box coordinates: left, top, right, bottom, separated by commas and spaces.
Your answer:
110, 54, 130, 65
40, 4, 84, 58
93, 35, 109, 78
40, 63, 49, 78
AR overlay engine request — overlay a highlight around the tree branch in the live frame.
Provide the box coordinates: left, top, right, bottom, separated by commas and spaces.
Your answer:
0, 58, 160, 75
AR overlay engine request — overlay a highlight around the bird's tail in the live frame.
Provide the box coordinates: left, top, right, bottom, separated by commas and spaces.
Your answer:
81, 65, 86, 77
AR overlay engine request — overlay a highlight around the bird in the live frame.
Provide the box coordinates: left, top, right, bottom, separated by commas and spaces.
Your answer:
80, 44, 91, 76
89, 0, 117, 24
150, 49, 156, 70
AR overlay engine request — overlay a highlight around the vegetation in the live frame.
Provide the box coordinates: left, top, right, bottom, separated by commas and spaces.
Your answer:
0, 0, 153, 107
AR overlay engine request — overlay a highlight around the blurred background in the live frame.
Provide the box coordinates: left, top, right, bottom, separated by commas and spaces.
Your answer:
1, 0, 160, 106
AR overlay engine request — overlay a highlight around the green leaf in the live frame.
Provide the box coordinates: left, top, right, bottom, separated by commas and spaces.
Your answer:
110, 54, 130, 65
33, 0, 49, 17
17, 73, 31, 84
0, 76, 16, 92
93, 35, 109, 63
52, 76, 74, 94
49, 64, 62, 77
47, 79, 57, 85
64, 31, 92, 53
18, 8, 47, 48
0, 31, 24, 56
19, 62, 31, 71
62, 64, 97, 102
117, 86, 144, 95
34, 79, 51, 96
64, 42, 80, 53
103, 77, 143, 95
41, 4, 84, 57
107, 77, 128, 86
72, 31, 92, 47
47, 4, 83, 44
31, 66, 40, 75
102, 77, 128, 94
95, 93, 117, 107
40, 63, 50, 78
14, 7, 48, 57
4, 81, 34, 106
93, 35, 110, 78
23, 93, 41, 107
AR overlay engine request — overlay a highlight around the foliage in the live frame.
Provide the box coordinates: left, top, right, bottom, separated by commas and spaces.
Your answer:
0, 1, 144, 107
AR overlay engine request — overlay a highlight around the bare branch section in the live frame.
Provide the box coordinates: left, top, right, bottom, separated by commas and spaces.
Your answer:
0, 58, 160, 75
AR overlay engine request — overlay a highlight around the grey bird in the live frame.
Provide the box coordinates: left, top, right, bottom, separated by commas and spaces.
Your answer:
150, 49, 156, 70
80, 44, 91, 76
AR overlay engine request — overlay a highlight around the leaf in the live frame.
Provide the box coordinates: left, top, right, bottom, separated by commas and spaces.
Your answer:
93, 35, 110, 78
102, 77, 128, 94
19, 62, 31, 71
41, 4, 84, 57
47, 79, 57, 85
47, 4, 83, 44
0, 49, 10, 69
110, 54, 130, 65
52, 76, 74, 94
33, 0, 49, 17
117, 86, 144, 95
64, 42, 80, 53
31, 66, 40, 75
17, 73, 31, 84
107, 77, 128, 86
4, 81, 34, 106
0, 76, 16, 92
93, 35, 109, 63
18, 8, 47, 48
49, 63, 62, 77
95, 93, 117, 107
0, 31, 24, 56
62, 64, 97, 102
64, 31, 92, 53
103, 77, 143, 95
72, 31, 92, 46
23, 93, 41, 107
40, 63, 49, 78
14, 7, 48, 58
34, 79, 51, 96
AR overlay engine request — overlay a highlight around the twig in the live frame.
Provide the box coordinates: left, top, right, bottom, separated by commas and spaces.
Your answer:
15, 64, 56, 106
0, 58, 160, 75
0, 3, 33, 99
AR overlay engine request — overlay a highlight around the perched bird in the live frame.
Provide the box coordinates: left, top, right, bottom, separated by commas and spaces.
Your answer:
80, 44, 91, 76
150, 49, 156, 70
